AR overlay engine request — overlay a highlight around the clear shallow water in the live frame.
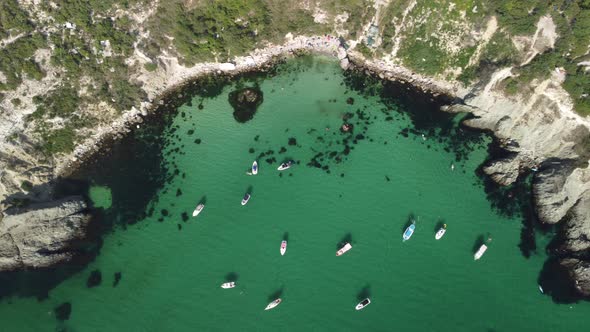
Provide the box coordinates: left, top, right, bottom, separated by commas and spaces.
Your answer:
1, 57, 588, 331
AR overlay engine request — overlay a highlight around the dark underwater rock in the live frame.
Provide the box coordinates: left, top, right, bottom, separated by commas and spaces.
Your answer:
113, 272, 122, 287
228, 87, 263, 123
86, 270, 102, 288
54, 302, 72, 321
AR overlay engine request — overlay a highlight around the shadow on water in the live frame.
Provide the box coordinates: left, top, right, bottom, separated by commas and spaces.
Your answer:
401, 213, 415, 233
282, 232, 289, 241
267, 287, 284, 301
477, 140, 549, 259
538, 256, 581, 304
356, 284, 371, 301
199, 195, 207, 205
337, 233, 353, 249
434, 218, 445, 232
245, 185, 253, 195
472, 235, 486, 254
225, 272, 239, 282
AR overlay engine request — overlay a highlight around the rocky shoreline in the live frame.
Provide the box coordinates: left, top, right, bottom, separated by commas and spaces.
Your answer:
1, 34, 590, 300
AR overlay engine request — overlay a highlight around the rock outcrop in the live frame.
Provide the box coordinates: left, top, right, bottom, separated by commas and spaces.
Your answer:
228, 87, 264, 123
0, 196, 91, 271
560, 258, 590, 297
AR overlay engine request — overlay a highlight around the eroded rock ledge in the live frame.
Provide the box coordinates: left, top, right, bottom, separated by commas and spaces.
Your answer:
0, 196, 92, 271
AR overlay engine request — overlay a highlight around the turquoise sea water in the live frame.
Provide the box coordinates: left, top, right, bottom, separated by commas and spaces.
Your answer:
1, 57, 588, 331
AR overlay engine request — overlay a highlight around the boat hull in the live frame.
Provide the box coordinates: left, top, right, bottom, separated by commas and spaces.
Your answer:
241, 194, 251, 206
474, 244, 488, 260
280, 241, 287, 256
221, 282, 235, 289
192, 204, 204, 217
252, 161, 258, 175
336, 243, 352, 256
265, 299, 282, 310
277, 161, 293, 171
403, 224, 415, 241
435, 228, 446, 240
355, 298, 371, 310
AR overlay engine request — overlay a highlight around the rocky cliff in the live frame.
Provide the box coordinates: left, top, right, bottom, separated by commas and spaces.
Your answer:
0, 196, 92, 271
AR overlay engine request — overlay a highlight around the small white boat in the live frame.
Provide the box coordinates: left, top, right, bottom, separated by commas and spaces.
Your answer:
277, 160, 293, 171
336, 242, 352, 256
192, 203, 205, 217
474, 244, 488, 260
252, 161, 258, 175
241, 193, 251, 206
355, 298, 371, 310
265, 298, 282, 311
539, 285, 544, 294
221, 282, 235, 289
280, 240, 287, 256
435, 224, 447, 240
403, 223, 415, 241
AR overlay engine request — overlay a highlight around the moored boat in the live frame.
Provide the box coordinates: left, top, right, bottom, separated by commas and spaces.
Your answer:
252, 161, 258, 175
280, 240, 287, 256
192, 203, 205, 217
474, 244, 488, 260
403, 223, 416, 241
355, 298, 371, 310
241, 193, 251, 206
435, 224, 447, 240
336, 242, 352, 256
265, 298, 282, 310
277, 160, 293, 171
221, 282, 235, 289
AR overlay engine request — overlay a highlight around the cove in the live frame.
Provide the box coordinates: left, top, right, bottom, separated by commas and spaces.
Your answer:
0, 56, 588, 331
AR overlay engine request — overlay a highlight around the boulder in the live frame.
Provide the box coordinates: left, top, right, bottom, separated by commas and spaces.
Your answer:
0, 196, 91, 271
482, 157, 521, 186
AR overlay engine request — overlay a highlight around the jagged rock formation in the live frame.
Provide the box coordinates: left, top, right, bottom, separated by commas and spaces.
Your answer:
560, 259, 590, 297
0, 196, 91, 271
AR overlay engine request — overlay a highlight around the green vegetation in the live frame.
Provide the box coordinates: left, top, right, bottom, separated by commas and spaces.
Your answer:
31, 85, 79, 119
492, 1, 543, 35
20, 180, 33, 192
143, 0, 329, 65
0, 34, 46, 90
0, 0, 34, 38
144, 62, 157, 72
39, 126, 77, 155
356, 42, 373, 58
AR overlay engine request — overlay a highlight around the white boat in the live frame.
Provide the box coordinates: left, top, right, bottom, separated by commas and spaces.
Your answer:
277, 160, 293, 171
192, 203, 205, 217
355, 298, 371, 310
336, 242, 352, 256
539, 285, 544, 294
241, 193, 251, 206
265, 298, 282, 310
403, 223, 415, 241
280, 240, 287, 256
474, 244, 488, 260
221, 282, 235, 289
252, 161, 258, 175
435, 224, 447, 240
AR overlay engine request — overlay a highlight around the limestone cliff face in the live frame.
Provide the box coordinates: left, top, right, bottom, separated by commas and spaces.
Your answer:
0, 196, 92, 271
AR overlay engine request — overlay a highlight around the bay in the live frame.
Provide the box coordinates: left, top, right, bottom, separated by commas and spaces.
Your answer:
0, 56, 587, 332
